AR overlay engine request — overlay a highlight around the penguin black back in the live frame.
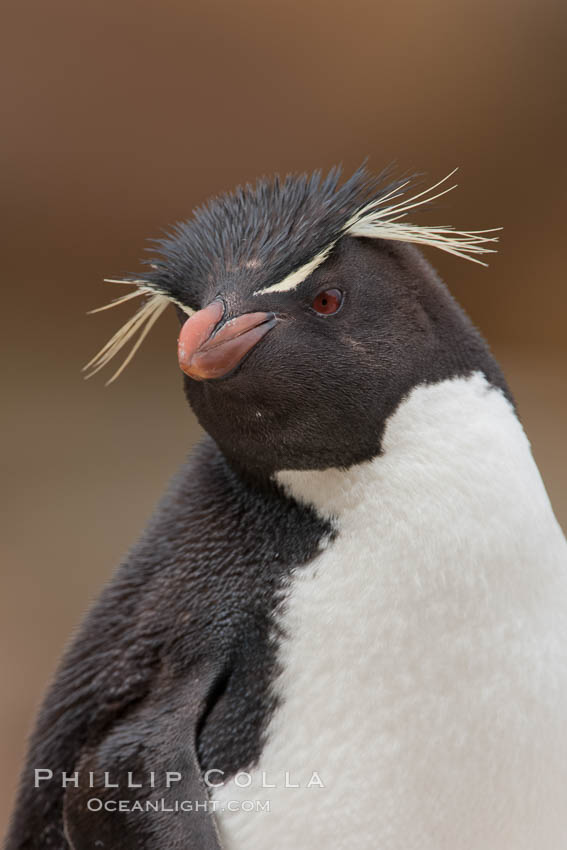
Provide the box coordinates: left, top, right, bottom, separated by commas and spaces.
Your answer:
6, 440, 332, 848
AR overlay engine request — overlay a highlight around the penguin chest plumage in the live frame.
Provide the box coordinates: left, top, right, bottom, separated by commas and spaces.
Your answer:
213, 374, 567, 850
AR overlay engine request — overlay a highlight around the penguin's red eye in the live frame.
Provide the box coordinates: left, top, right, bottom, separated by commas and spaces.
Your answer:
311, 289, 343, 315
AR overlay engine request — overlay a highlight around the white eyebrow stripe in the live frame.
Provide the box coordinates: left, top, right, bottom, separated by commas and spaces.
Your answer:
100, 279, 195, 316
255, 170, 500, 293
253, 241, 337, 295
85, 283, 195, 383
165, 295, 195, 316
344, 170, 499, 265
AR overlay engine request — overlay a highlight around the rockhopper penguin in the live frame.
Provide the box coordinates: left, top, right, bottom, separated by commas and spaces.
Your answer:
6, 167, 567, 850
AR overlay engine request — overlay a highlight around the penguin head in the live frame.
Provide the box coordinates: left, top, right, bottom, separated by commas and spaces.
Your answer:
88, 167, 504, 474
176, 237, 472, 473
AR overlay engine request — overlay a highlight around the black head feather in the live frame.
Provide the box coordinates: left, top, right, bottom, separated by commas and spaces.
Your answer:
88, 165, 499, 387
138, 165, 402, 309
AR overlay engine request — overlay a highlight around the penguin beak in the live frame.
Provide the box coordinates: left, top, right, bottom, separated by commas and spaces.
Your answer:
178, 300, 277, 381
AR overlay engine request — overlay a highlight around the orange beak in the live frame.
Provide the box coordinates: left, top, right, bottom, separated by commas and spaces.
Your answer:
177, 300, 276, 381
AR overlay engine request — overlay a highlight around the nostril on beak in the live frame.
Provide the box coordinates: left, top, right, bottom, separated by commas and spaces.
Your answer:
178, 304, 276, 381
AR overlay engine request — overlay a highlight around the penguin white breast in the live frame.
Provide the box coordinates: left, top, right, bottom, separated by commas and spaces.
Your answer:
213, 373, 567, 850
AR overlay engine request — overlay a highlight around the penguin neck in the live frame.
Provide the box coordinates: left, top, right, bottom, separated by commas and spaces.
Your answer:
275, 372, 566, 589
275, 371, 502, 518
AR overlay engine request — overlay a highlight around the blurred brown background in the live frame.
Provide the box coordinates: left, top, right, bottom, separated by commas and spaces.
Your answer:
2, 0, 566, 834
